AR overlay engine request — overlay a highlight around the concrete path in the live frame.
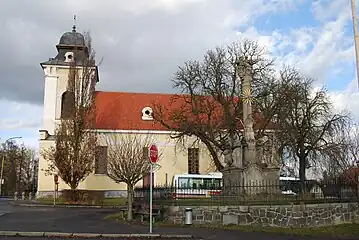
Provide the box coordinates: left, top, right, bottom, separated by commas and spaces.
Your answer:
0, 201, 356, 240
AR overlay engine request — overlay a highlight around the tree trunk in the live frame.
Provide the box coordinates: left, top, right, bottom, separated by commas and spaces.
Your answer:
70, 182, 77, 190
69, 183, 78, 202
18, 149, 24, 194
127, 183, 134, 221
202, 139, 223, 171
299, 152, 306, 194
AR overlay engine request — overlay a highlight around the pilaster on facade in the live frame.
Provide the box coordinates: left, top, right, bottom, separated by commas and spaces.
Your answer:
42, 65, 60, 136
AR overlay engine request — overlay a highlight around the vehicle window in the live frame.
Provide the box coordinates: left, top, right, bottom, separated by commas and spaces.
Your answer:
178, 177, 190, 188
203, 178, 212, 189
213, 179, 221, 190
192, 178, 203, 189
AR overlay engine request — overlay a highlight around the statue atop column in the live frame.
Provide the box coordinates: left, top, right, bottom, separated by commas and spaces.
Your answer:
236, 57, 256, 165
223, 134, 243, 168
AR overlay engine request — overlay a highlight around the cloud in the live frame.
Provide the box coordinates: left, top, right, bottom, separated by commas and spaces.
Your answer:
0, 0, 359, 150
0, 99, 42, 148
0, 0, 300, 105
0, 120, 39, 131
276, 0, 353, 83
0, 100, 42, 130
329, 78, 359, 117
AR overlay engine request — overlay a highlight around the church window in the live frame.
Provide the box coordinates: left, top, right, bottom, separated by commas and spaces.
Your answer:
188, 148, 199, 174
141, 107, 153, 120
95, 146, 108, 174
61, 91, 75, 119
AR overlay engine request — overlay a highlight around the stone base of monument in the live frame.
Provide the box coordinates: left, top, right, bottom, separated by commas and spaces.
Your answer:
221, 166, 245, 196
220, 164, 281, 197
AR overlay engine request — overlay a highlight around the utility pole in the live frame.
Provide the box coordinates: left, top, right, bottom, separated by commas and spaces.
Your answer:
351, 0, 359, 89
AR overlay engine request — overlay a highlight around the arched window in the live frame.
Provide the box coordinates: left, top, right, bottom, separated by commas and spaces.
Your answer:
61, 91, 75, 119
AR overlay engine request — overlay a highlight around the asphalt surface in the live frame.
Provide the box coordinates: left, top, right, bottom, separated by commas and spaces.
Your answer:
0, 238, 199, 240
0, 198, 358, 240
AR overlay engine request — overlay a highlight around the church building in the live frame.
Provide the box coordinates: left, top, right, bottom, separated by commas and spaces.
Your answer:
37, 26, 280, 197
37, 26, 215, 197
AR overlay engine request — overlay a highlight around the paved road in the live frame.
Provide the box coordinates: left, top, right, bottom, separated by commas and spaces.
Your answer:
0, 237, 198, 240
0, 197, 15, 216
0, 200, 356, 240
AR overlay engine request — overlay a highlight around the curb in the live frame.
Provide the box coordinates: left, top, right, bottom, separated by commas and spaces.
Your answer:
8, 202, 123, 209
0, 231, 196, 238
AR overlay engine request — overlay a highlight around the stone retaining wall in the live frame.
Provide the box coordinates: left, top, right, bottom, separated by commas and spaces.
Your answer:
165, 203, 359, 227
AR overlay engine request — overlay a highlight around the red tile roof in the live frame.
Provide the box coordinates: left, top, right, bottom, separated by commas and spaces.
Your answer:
94, 91, 276, 131
95, 91, 172, 131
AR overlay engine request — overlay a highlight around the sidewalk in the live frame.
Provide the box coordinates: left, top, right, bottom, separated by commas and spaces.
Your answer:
8, 200, 123, 209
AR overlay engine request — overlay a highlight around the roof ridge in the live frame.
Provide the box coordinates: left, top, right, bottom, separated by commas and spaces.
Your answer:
95, 90, 185, 96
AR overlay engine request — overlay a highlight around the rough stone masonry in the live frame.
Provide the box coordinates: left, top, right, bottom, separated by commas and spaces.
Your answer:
165, 203, 359, 227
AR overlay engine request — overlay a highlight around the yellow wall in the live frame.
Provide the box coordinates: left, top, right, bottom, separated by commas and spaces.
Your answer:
37, 131, 216, 195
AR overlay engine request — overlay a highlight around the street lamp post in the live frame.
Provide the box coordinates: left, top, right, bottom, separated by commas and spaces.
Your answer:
351, 0, 359, 89
0, 136, 22, 196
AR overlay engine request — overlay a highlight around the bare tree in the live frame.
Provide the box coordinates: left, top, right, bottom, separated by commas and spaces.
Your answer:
1, 141, 21, 195
42, 32, 98, 190
276, 67, 349, 190
0, 141, 37, 196
319, 117, 359, 183
104, 133, 161, 221
20, 148, 37, 193
153, 39, 282, 170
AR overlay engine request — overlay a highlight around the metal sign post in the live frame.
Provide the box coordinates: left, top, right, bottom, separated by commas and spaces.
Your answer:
53, 183, 56, 206
53, 175, 58, 206
148, 144, 158, 234
149, 163, 153, 233
0, 178, 3, 197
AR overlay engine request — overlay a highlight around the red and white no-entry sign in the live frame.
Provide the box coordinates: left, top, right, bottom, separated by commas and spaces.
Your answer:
149, 144, 158, 164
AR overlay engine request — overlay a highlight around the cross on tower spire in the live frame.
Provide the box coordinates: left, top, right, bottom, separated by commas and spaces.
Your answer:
72, 15, 77, 32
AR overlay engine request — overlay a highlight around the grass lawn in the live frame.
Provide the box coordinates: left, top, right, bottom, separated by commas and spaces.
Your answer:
105, 212, 359, 237
168, 223, 359, 237
36, 197, 127, 206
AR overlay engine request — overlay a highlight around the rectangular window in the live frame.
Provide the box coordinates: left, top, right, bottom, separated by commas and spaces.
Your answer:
95, 146, 108, 174
188, 148, 199, 174
192, 177, 202, 189
213, 179, 222, 190
178, 177, 190, 188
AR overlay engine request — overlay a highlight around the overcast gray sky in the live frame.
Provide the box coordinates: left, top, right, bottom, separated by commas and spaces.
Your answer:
0, 0, 358, 148
1, 0, 268, 104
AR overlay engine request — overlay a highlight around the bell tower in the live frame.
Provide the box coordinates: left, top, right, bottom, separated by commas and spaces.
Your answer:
39, 22, 99, 136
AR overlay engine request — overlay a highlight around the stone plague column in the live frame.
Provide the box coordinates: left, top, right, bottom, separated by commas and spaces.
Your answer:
236, 57, 281, 195
220, 57, 257, 196
237, 58, 256, 165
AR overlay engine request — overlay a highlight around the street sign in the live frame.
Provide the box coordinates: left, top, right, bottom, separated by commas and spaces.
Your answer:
152, 163, 161, 172
149, 144, 158, 164
54, 174, 58, 184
